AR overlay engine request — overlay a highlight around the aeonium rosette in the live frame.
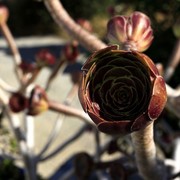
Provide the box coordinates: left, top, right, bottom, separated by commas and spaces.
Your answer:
79, 45, 167, 134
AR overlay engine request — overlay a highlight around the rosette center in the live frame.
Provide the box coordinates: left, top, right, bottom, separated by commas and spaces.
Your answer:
88, 51, 152, 121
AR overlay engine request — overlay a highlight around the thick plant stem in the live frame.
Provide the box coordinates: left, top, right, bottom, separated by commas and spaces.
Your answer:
131, 123, 166, 180
44, 0, 106, 52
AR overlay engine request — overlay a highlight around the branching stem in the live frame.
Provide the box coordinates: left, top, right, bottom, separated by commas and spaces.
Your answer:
44, 0, 106, 52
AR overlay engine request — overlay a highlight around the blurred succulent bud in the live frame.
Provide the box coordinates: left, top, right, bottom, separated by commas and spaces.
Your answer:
35, 49, 56, 67
28, 86, 49, 116
0, 5, 9, 24
107, 11, 153, 52
9, 93, 28, 113
77, 18, 93, 32
19, 61, 36, 74
74, 152, 94, 179
173, 17, 180, 38
79, 45, 167, 134
62, 41, 79, 63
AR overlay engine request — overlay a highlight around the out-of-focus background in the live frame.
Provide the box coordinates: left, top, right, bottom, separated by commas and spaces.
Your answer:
0, 0, 180, 179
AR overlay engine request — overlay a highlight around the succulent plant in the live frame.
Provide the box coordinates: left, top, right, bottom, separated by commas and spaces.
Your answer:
9, 93, 28, 113
62, 41, 79, 63
35, 49, 56, 67
28, 86, 49, 116
107, 11, 153, 52
79, 45, 167, 134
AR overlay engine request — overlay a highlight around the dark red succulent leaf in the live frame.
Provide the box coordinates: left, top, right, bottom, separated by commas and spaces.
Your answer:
148, 76, 167, 120
9, 92, 28, 113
